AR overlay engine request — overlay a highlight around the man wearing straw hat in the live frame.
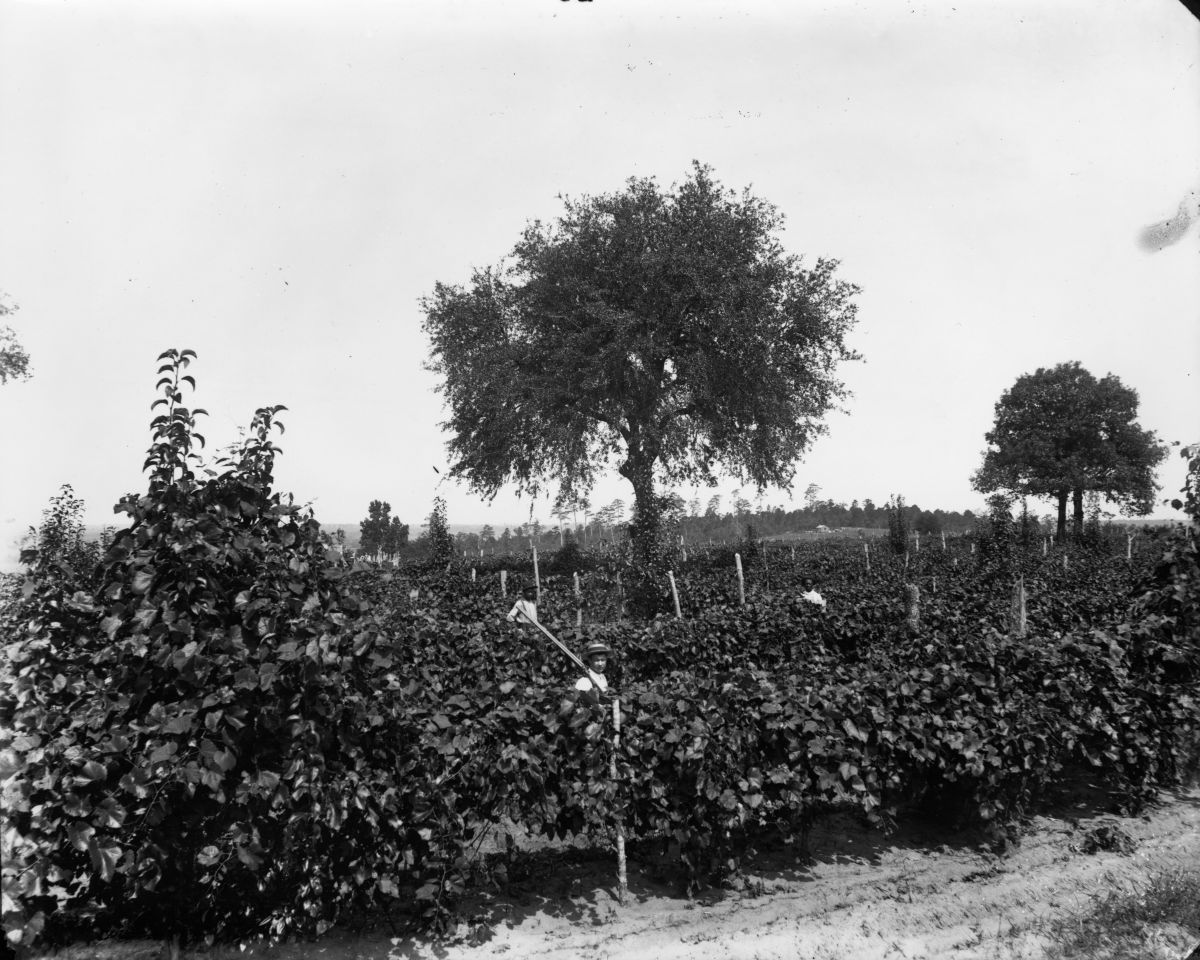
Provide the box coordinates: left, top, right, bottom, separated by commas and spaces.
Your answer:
574, 640, 611, 693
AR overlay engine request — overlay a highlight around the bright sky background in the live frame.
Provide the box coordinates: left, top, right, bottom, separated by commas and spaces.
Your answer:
2, 0, 1197, 566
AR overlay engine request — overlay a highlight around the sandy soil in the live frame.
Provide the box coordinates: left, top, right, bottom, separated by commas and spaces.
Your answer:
38, 787, 1200, 960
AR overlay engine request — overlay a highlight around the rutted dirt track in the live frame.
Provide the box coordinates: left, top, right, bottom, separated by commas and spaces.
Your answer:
233, 787, 1200, 960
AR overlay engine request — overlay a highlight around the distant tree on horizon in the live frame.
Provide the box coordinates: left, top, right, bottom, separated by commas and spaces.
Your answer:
383, 516, 409, 560
359, 500, 392, 561
972, 362, 1167, 539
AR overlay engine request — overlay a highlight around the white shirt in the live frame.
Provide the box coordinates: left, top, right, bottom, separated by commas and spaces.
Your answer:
574, 670, 608, 692
506, 599, 538, 624
801, 589, 826, 608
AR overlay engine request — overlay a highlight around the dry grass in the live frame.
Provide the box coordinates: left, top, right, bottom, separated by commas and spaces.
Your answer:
1043, 867, 1200, 959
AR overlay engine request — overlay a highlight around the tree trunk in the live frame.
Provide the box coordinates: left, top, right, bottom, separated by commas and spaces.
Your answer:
1072, 487, 1084, 540
618, 447, 667, 616
1055, 489, 1068, 540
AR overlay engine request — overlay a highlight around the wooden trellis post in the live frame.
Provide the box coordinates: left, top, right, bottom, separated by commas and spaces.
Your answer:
500, 569, 507, 597
941, 531, 947, 551
667, 570, 682, 620
915, 531, 921, 552
1008, 576, 1027, 637
533, 546, 541, 603
574, 571, 582, 627
904, 583, 920, 633
471, 567, 476, 583
735, 553, 745, 605
864, 542, 871, 573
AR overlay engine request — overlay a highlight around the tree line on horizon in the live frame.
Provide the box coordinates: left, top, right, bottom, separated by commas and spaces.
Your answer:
345, 495, 997, 561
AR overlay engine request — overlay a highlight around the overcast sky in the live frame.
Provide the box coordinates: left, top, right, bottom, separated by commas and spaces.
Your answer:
1, 0, 1197, 564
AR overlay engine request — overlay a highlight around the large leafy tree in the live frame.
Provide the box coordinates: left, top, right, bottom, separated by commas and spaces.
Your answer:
972, 362, 1167, 538
421, 163, 860, 605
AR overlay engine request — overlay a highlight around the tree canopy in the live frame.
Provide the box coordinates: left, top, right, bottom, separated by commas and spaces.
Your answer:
972, 361, 1167, 537
1, 293, 31, 386
421, 163, 860, 606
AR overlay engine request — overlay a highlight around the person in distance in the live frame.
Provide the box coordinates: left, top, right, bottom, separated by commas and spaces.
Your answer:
506, 585, 539, 625
800, 578, 826, 608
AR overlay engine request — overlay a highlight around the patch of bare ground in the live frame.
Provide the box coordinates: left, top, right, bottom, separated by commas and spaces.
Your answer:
30, 787, 1200, 960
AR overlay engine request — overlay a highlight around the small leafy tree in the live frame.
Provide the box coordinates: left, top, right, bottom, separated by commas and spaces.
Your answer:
974, 492, 1016, 575
885, 495, 910, 556
25, 484, 98, 576
423, 496, 454, 566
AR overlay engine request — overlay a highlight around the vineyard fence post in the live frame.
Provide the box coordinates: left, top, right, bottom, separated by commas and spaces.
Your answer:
533, 545, 541, 603
611, 698, 628, 905
735, 553, 745, 605
667, 570, 682, 619
904, 583, 920, 633
1008, 576, 1027, 637
500, 569, 507, 597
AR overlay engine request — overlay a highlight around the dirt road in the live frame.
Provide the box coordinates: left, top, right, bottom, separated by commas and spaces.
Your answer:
345, 789, 1200, 960
45, 788, 1200, 960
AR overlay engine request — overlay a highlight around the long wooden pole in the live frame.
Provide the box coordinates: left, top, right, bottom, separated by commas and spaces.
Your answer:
500, 569, 507, 597
574, 571, 582, 627
735, 553, 745, 605
514, 607, 592, 677
667, 570, 681, 619
533, 546, 541, 603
